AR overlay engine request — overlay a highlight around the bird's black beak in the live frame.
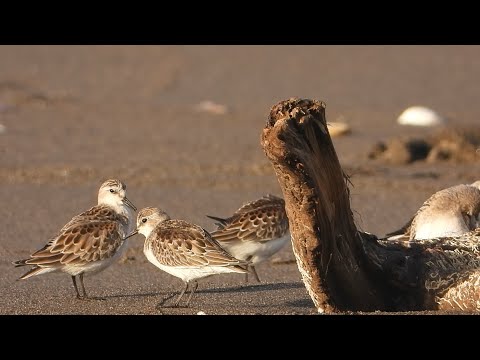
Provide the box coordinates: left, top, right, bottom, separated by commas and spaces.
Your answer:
124, 229, 139, 240
123, 197, 137, 211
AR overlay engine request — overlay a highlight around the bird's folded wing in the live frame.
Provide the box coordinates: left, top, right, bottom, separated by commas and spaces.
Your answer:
25, 220, 124, 267
149, 220, 247, 267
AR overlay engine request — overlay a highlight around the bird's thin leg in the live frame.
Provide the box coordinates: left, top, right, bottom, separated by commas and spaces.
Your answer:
79, 273, 88, 299
185, 281, 199, 307
156, 292, 177, 309
251, 265, 261, 283
72, 276, 83, 299
79, 273, 105, 301
244, 256, 254, 283
173, 281, 189, 307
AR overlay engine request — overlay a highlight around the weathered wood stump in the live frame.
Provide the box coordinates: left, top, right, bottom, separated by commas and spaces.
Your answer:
261, 97, 480, 313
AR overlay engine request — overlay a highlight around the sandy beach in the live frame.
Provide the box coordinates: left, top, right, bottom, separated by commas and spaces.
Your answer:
1, 45, 479, 315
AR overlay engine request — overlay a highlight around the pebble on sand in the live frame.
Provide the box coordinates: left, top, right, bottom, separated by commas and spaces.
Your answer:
194, 100, 229, 115
397, 106, 445, 127
0, 124, 6, 134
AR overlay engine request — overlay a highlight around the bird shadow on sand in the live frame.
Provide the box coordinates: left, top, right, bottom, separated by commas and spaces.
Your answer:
102, 291, 166, 300
198, 281, 304, 294
101, 282, 304, 300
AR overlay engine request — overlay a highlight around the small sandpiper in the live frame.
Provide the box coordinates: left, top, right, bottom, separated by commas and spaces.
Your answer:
126, 207, 249, 308
13, 179, 137, 299
385, 182, 480, 241
207, 194, 290, 282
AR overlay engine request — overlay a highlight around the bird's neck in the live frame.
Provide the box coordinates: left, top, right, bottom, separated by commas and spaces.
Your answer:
99, 201, 136, 230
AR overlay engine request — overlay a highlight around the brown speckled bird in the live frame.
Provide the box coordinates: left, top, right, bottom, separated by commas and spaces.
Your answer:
13, 179, 137, 299
126, 207, 249, 308
207, 194, 290, 283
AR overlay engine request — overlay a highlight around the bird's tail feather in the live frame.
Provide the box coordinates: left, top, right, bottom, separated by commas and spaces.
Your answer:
13, 262, 55, 281
12, 259, 28, 267
206, 215, 228, 229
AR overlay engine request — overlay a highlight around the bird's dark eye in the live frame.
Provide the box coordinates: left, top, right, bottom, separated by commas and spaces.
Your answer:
142, 218, 147, 223
109, 189, 115, 193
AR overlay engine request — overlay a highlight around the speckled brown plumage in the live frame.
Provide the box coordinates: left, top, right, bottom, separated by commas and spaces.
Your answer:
368, 228, 480, 311
209, 195, 289, 243
19, 206, 128, 269
145, 219, 248, 269
207, 194, 290, 283
13, 179, 136, 300
134, 207, 249, 307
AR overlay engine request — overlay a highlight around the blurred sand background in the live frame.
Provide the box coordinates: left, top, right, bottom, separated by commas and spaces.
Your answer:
0, 45, 479, 314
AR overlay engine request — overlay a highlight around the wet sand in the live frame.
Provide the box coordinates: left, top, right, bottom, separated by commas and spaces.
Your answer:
1, 45, 479, 315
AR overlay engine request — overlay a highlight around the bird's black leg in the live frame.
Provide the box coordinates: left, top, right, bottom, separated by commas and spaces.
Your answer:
251, 265, 261, 283
79, 273, 105, 300
72, 276, 83, 299
185, 281, 199, 307
173, 281, 189, 307
79, 273, 88, 299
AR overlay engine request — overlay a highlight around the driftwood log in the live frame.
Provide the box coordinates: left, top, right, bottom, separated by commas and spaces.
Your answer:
261, 98, 480, 313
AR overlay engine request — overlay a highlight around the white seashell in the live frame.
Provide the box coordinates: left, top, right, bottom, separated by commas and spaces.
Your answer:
196, 311, 206, 315
397, 106, 445, 127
